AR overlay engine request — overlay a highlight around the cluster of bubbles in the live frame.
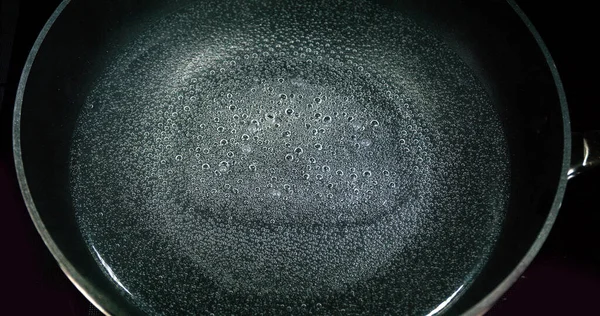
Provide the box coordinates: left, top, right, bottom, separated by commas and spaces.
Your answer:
69, 0, 509, 314
151, 74, 428, 226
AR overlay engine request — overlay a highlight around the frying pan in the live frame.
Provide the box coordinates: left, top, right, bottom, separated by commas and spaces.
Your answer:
12, 0, 599, 314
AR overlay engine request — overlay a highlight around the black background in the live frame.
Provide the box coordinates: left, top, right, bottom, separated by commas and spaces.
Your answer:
1, 1, 598, 315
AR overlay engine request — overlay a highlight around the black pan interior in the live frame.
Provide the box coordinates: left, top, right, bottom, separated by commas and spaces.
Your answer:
16, 0, 565, 315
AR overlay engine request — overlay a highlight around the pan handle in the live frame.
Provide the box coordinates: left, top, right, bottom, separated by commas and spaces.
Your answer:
568, 131, 600, 179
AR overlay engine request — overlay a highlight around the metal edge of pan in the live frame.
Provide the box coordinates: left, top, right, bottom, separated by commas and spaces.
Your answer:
12, 0, 117, 315
462, 1, 571, 315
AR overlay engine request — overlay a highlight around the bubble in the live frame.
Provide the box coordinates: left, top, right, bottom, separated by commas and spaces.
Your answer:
389, 182, 397, 188
220, 139, 228, 145
323, 165, 331, 172
314, 143, 323, 150
229, 105, 236, 111
293, 147, 303, 155
249, 164, 257, 171
203, 148, 210, 154
285, 108, 293, 115
242, 134, 250, 141
227, 152, 234, 158
314, 113, 322, 119
309, 157, 316, 163
314, 97, 322, 104
175, 155, 183, 161
217, 126, 225, 132
285, 154, 294, 162
363, 170, 372, 177
303, 174, 310, 180
283, 131, 291, 137
316, 174, 323, 180
202, 163, 210, 170
323, 116, 331, 123
183, 106, 190, 111
370, 120, 380, 127
336, 170, 344, 176
350, 173, 358, 180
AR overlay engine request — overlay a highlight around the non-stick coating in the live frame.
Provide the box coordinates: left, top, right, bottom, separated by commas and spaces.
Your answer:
14, 0, 568, 315
68, 0, 508, 314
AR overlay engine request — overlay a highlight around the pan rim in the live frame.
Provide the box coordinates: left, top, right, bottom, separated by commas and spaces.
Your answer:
461, 1, 571, 315
12, 0, 571, 315
12, 0, 120, 315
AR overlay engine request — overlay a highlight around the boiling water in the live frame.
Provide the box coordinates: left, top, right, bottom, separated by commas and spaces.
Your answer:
70, 0, 509, 314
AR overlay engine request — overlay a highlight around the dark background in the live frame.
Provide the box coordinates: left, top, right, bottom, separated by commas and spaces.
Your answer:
1, 0, 598, 315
